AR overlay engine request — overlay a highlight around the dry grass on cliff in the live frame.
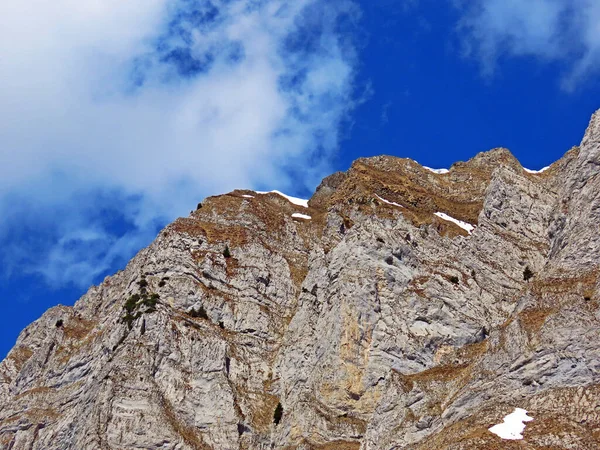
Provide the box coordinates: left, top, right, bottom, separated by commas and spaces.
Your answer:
7, 345, 33, 372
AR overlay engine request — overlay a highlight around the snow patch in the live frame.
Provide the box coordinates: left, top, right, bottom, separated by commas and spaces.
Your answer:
423, 166, 449, 174
523, 166, 550, 174
256, 190, 309, 208
292, 213, 311, 220
489, 408, 534, 440
375, 194, 403, 208
434, 212, 475, 234
241, 194, 254, 198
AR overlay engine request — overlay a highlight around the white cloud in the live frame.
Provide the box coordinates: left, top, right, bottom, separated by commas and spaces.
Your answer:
0, 0, 361, 288
455, 0, 600, 89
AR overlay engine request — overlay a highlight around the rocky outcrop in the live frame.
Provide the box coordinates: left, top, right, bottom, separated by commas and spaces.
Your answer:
2, 112, 600, 449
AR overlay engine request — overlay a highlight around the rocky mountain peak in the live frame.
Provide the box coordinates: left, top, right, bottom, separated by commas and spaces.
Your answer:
581, 108, 600, 151
2, 112, 600, 449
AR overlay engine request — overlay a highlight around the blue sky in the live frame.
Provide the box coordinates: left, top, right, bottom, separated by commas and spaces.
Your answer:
1, 0, 600, 358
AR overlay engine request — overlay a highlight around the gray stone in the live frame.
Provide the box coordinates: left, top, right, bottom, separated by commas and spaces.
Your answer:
3, 111, 600, 449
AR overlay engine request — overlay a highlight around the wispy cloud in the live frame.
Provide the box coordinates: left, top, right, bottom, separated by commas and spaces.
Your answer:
0, 0, 361, 288
381, 101, 392, 125
454, 0, 600, 89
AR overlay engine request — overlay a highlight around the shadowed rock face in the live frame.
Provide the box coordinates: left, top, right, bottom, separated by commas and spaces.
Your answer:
2, 113, 600, 450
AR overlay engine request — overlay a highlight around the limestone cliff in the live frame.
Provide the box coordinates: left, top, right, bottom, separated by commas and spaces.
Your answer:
2, 112, 600, 449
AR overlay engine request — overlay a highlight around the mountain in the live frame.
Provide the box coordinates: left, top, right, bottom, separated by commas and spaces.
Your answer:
2, 112, 600, 449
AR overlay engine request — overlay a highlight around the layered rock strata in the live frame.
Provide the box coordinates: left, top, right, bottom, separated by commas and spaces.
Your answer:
2, 112, 600, 449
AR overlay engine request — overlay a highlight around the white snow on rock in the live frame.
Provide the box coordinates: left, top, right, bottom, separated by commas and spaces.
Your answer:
375, 194, 404, 208
292, 213, 311, 220
256, 190, 309, 208
434, 212, 475, 234
489, 408, 534, 440
524, 166, 550, 174
423, 166, 449, 174
241, 194, 255, 198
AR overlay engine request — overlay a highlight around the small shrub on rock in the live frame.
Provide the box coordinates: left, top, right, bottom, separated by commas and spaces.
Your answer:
124, 294, 141, 314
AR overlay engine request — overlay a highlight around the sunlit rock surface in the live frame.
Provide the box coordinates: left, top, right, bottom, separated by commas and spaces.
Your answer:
2, 112, 600, 449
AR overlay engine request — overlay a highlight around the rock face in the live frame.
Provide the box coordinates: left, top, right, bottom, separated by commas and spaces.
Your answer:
2, 113, 600, 449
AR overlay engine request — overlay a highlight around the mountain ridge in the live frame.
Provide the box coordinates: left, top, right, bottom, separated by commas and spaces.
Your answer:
1, 111, 600, 449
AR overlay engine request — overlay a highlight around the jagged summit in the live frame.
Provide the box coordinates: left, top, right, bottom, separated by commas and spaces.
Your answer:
581, 108, 600, 149
215, 146, 569, 242
2, 112, 600, 449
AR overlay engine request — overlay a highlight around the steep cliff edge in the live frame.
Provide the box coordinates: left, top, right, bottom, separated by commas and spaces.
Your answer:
2, 113, 600, 449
